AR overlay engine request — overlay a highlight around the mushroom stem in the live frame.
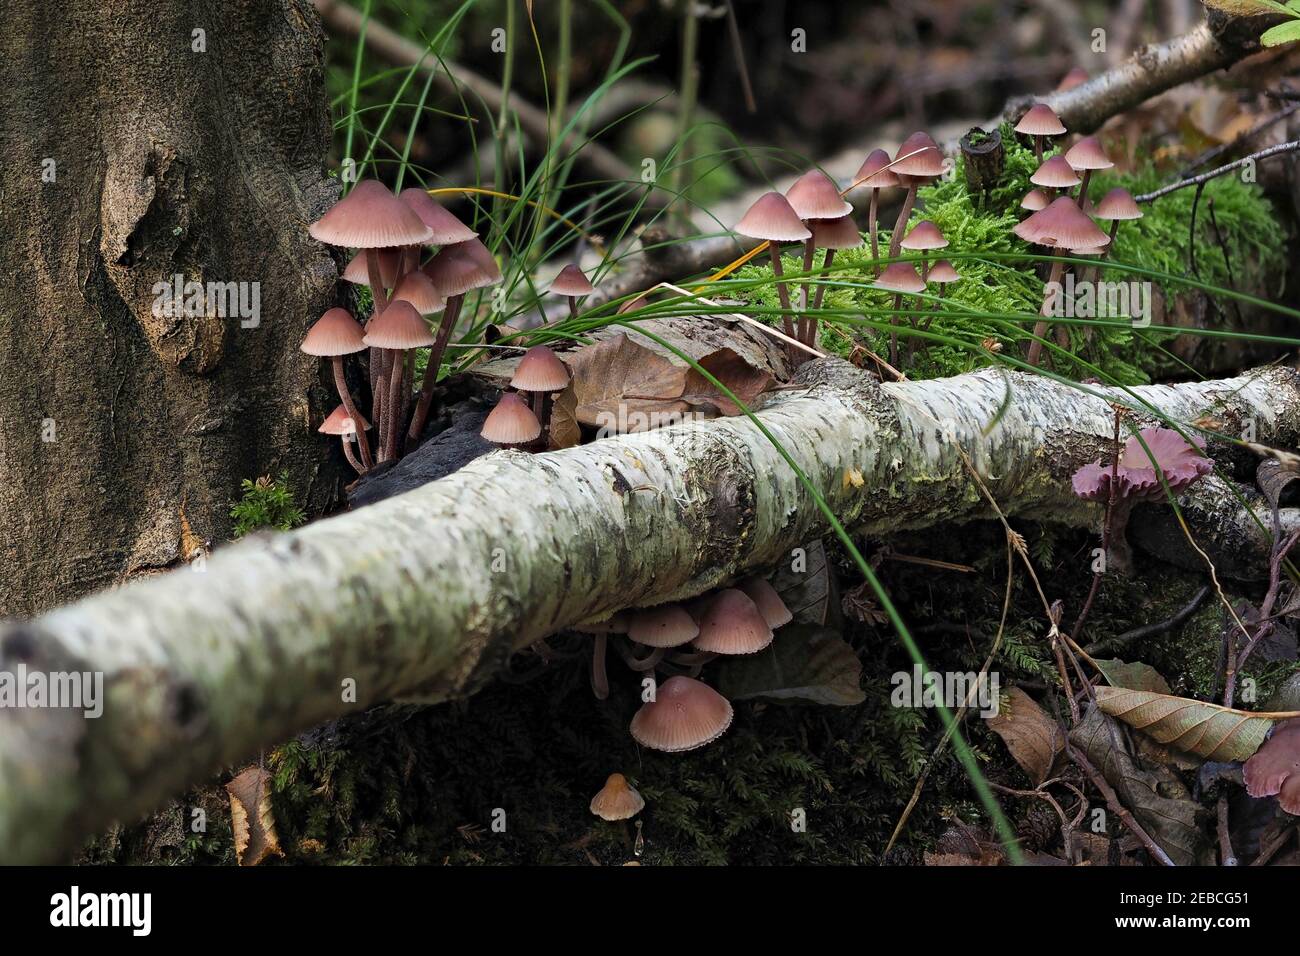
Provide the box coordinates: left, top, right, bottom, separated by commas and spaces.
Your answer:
619, 644, 665, 672
1034, 136, 1044, 164
1027, 257, 1065, 367
1100, 219, 1120, 263
797, 237, 816, 345
331, 357, 374, 470
341, 434, 364, 474
384, 349, 406, 460
364, 249, 391, 430
1076, 169, 1093, 209
868, 189, 880, 272
591, 634, 610, 700
766, 244, 798, 361
889, 292, 903, 367
568, 297, 579, 319
810, 248, 836, 314
887, 182, 918, 258
408, 294, 464, 443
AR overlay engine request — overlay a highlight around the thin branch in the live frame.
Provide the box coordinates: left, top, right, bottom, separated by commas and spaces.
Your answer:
1136, 139, 1300, 203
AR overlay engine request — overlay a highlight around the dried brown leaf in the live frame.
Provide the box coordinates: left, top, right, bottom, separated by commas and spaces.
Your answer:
226, 766, 283, 867
566, 334, 689, 430
679, 347, 774, 416
985, 686, 1064, 785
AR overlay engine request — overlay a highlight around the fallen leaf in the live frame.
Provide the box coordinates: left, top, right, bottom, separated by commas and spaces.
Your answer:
770, 539, 836, 626
566, 334, 689, 430
716, 623, 865, 705
985, 686, 1064, 785
1094, 686, 1300, 762
679, 347, 774, 416
1070, 706, 1210, 866
226, 766, 284, 867
547, 385, 581, 449
1093, 658, 1172, 694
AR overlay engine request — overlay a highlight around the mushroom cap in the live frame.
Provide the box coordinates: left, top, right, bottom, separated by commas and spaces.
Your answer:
1072, 245, 1107, 256
693, 588, 774, 655
1064, 135, 1114, 171
1030, 155, 1082, 190
1093, 187, 1143, 221
361, 300, 435, 349
785, 169, 853, 220
875, 261, 927, 294
549, 262, 596, 297
319, 403, 371, 435
397, 188, 477, 245
808, 215, 862, 250
892, 132, 945, 179
736, 577, 793, 629
480, 392, 541, 445
630, 676, 734, 752
424, 238, 503, 296
1014, 103, 1067, 137
1056, 67, 1089, 92
927, 260, 961, 284
308, 180, 434, 249
1244, 720, 1300, 813
589, 773, 645, 821
854, 148, 902, 190
342, 249, 402, 287
1013, 196, 1110, 250
510, 345, 571, 393
900, 220, 948, 251
1020, 189, 1050, 212
390, 271, 445, 315
1071, 427, 1213, 502
301, 307, 368, 356
627, 603, 700, 648
734, 191, 811, 242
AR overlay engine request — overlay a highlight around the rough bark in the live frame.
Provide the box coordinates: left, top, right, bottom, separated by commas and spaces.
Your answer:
0, 0, 345, 616
2, 361, 1299, 863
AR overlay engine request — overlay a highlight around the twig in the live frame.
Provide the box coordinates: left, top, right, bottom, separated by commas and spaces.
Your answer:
1181, 100, 1300, 176
1066, 745, 1176, 866
1135, 139, 1300, 203
1085, 584, 1210, 654
1217, 796, 1237, 866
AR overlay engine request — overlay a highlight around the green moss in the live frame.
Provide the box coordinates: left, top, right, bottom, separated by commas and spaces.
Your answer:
230, 473, 307, 538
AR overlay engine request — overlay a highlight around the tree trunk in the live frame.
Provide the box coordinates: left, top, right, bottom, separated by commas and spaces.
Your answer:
0, 0, 343, 617
2, 361, 1298, 863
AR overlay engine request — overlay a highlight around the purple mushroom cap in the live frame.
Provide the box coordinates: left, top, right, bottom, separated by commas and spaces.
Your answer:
1072, 427, 1212, 502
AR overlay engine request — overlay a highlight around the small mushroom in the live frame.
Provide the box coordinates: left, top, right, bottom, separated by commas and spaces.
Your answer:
887, 132, 945, 259
361, 300, 436, 460
1056, 67, 1089, 92
736, 577, 793, 629
1091, 187, 1143, 261
630, 675, 734, 752
510, 345, 571, 435
806, 215, 863, 316
318, 404, 372, 475
785, 169, 853, 337
735, 191, 812, 358
627, 603, 700, 648
300, 308, 373, 471
341, 249, 401, 288
480, 392, 542, 447
549, 263, 596, 318
1244, 720, 1300, 815
398, 187, 476, 274
590, 773, 645, 821
693, 588, 773, 655
874, 261, 927, 366
1071, 427, 1213, 571
1014, 103, 1066, 163
1030, 154, 1081, 198
1020, 189, 1049, 213
852, 148, 901, 270
1063, 135, 1114, 209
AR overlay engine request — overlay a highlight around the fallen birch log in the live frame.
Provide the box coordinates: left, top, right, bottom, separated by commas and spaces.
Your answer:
2, 361, 1299, 863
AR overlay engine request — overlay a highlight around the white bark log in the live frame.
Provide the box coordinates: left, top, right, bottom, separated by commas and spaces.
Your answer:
2, 361, 1299, 863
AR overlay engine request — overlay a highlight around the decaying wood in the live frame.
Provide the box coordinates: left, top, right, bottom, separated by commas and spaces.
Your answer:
2, 361, 1299, 863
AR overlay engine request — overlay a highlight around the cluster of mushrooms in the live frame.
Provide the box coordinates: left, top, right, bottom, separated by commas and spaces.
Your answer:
300, 181, 605, 474
579, 576, 793, 754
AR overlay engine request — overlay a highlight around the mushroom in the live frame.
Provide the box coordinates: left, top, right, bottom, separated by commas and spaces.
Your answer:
916, 259, 961, 351
852, 148, 901, 271
627, 603, 700, 648
341, 249, 401, 288
1056, 67, 1089, 92
1091, 187, 1143, 261
308, 180, 434, 441
549, 263, 596, 318
1012, 196, 1110, 366
480, 392, 542, 447
1020, 189, 1049, 213
1244, 719, 1300, 816
300, 307, 374, 471
807, 215, 863, 316
361, 299, 435, 460
1071, 427, 1213, 571
733, 191, 812, 358
899, 220, 948, 283
389, 273, 446, 453
1063, 135, 1114, 209
1030, 154, 1081, 198
510, 344, 571, 436
1014, 103, 1066, 163
410, 237, 503, 443
590, 773, 645, 822
785, 169, 853, 339
319, 403, 372, 475
629, 675, 734, 752
874, 261, 927, 366
398, 187, 476, 274
887, 132, 945, 258
736, 577, 793, 628
693, 588, 773, 655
